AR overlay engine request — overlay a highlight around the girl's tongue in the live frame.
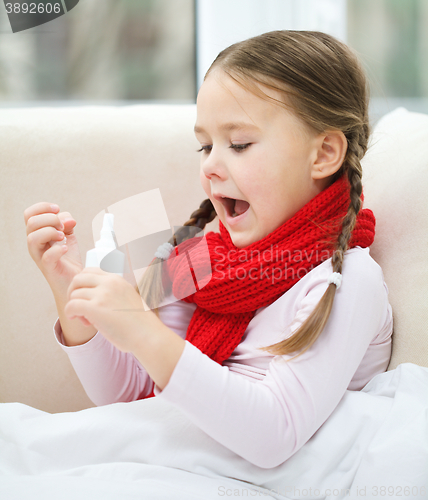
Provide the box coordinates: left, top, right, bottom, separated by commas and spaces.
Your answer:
233, 199, 250, 216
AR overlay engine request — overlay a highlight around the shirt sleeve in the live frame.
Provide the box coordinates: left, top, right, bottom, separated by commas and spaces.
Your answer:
53, 296, 197, 406
153, 254, 390, 469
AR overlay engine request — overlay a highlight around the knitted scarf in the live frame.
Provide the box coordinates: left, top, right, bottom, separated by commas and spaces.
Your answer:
146, 174, 375, 397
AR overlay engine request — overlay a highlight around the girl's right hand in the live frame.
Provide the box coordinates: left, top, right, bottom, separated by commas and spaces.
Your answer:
24, 202, 83, 291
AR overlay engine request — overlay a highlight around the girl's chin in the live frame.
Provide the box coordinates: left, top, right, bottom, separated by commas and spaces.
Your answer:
227, 226, 258, 250
230, 235, 255, 250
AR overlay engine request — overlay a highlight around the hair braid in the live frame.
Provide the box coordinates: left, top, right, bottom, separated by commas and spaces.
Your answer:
134, 199, 217, 318
182, 199, 217, 230
331, 135, 365, 274
260, 130, 369, 360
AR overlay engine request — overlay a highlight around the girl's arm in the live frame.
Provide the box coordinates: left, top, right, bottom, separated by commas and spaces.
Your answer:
55, 248, 391, 468
53, 296, 197, 405
142, 251, 391, 468
53, 289, 98, 346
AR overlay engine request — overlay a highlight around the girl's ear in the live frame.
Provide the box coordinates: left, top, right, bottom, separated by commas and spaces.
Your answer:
311, 130, 348, 180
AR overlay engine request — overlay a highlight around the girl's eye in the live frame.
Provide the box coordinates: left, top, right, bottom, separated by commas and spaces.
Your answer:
230, 143, 251, 152
196, 143, 251, 153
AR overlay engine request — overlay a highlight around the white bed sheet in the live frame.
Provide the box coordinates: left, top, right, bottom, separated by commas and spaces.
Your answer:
1, 363, 427, 500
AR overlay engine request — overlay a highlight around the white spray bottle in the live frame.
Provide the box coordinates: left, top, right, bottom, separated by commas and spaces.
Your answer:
85, 213, 125, 277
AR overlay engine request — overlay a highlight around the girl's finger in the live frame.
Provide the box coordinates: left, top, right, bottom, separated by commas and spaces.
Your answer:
64, 298, 93, 322
24, 202, 59, 226
67, 270, 102, 299
28, 226, 64, 249
41, 239, 68, 264
69, 287, 95, 301
77, 316, 92, 327
26, 212, 64, 236
80, 267, 105, 274
60, 217, 77, 236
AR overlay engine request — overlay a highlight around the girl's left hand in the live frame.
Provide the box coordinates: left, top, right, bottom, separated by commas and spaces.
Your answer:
65, 267, 153, 353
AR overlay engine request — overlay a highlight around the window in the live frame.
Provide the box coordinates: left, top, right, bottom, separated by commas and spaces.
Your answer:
1, 0, 426, 117
347, 0, 428, 121
0, 0, 196, 104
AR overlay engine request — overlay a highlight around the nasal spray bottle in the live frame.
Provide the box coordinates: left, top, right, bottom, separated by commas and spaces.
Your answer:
85, 213, 125, 277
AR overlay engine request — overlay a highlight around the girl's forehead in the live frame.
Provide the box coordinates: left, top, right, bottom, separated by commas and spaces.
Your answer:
197, 72, 284, 123
196, 73, 305, 136
199, 70, 265, 102
198, 69, 302, 123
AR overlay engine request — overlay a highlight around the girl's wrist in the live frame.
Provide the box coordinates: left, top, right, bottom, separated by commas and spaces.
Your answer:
129, 312, 186, 392
127, 309, 163, 352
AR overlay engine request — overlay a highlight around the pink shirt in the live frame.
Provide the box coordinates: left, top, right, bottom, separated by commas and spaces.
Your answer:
53, 246, 392, 468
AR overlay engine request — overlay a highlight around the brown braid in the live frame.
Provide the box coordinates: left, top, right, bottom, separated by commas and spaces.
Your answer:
260, 129, 370, 360
134, 199, 217, 318
331, 134, 365, 275
181, 199, 217, 230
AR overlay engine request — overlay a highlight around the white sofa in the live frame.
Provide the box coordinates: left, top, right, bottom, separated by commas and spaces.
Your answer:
0, 104, 427, 414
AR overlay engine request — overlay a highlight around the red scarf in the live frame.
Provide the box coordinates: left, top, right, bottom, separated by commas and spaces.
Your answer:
146, 175, 375, 397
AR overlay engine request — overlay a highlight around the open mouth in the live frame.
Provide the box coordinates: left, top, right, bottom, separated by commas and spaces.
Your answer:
219, 197, 250, 218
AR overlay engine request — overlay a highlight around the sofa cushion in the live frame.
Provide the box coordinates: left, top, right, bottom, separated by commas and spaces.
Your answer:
361, 107, 428, 370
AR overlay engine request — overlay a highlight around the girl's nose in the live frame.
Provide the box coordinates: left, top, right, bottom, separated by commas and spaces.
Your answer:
201, 148, 227, 180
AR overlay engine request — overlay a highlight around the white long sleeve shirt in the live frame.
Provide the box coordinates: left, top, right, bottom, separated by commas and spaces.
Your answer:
53, 246, 393, 468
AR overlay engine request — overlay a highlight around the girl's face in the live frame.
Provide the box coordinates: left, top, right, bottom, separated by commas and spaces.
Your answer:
195, 69, 330, 249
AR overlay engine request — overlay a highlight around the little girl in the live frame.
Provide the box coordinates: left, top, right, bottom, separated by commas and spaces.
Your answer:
24, 30, 392, 468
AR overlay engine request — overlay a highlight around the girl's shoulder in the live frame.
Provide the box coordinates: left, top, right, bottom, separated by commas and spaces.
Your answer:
264, 246, 388, 316
305, 246, 385, 292
253, 246, 391, 348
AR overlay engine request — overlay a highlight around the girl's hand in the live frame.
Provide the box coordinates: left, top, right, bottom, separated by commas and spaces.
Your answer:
24, 202, 83, 291
64, 267, 152, 353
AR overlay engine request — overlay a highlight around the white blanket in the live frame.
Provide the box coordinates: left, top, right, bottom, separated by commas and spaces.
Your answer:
1, 363, 427, 500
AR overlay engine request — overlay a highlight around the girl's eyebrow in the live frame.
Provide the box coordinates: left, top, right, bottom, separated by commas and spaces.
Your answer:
194, 122, 260, 134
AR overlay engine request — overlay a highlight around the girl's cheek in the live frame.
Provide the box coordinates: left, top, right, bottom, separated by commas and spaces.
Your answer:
199, 168, 210, 195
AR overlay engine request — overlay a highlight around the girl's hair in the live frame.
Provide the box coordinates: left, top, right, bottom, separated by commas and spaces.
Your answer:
135, 30, 371, 360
